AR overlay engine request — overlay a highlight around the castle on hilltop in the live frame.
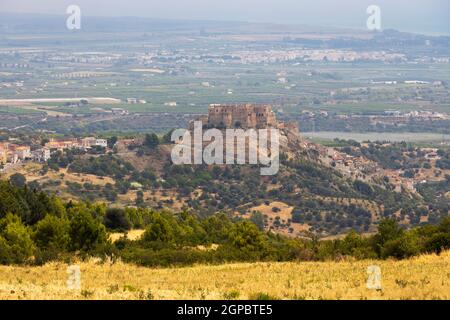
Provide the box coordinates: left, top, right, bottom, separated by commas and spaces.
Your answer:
205, 104, 277, 129
189, 103, 300, 137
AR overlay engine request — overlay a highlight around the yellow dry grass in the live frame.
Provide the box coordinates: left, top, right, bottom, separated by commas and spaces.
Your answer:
109, 229, 145, 242
243, 201, 310, 236
0, 251, 448, 300
4, 164, 115, 187
248, 201, 293, 220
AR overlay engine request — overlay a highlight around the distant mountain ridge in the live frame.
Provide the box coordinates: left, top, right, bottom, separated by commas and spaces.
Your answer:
0, 12, 368, 35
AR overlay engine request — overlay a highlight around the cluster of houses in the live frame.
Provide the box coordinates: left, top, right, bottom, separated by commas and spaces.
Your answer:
0, 137, 108, 168
382, 110, 447, 120
44, 137, 107, 151
0, 142, 35, 165
324, 148, 417, 193
325, 144, 447, 194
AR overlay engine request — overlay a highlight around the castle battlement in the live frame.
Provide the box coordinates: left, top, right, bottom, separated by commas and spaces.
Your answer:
207, 104, 277, 129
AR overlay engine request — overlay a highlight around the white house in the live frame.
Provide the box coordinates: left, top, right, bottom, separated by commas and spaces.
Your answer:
95, 139, 108, 148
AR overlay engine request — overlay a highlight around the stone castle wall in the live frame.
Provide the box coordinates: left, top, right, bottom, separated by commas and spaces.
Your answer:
207, 104, 277, 129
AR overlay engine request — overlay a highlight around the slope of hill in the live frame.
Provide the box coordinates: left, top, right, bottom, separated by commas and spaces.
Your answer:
4, 128, 447, 237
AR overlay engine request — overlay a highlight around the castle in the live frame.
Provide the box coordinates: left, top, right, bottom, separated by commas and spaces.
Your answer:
206, 104, 277, 129
188, 104, 300, 141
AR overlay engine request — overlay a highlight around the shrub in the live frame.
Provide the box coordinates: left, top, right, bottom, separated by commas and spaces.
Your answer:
250, 211, 265, 231
202, 213, 233, 243
425, 233, 450, 254
381, 233, 421, 259
373, 219, 404, 255
103, 208, 131, 231
250, 292, 279, 300
143, 213, 174, 243
9, 173, 26, 188
0, 213, 35, 264
223, 290, 240, 300
33, 214, 70, 250
227, 220, 268, 255
144, 133, 159, 149
68, 209, 108, 251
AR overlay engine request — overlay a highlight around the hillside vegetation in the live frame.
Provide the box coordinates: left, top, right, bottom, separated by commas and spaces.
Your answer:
13, 138, 448, 237
0, 179, 449, 268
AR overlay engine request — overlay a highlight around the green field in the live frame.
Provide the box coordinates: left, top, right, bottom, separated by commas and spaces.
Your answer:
304, 131, 449, 143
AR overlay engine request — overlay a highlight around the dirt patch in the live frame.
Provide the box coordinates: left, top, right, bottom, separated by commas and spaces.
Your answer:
109, 229, 145, 242
243, 201, 310, 237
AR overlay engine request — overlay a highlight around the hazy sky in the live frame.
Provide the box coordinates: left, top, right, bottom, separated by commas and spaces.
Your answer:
1, 0, 449, 34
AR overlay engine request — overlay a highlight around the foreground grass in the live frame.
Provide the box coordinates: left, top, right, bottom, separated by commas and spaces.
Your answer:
0, 251, 449, 300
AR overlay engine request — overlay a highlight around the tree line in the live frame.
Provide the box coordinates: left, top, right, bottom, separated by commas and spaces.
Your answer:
0, 179, 449, 267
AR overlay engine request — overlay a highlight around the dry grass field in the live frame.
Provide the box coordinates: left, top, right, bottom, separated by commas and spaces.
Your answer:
242, 201, 310, 236
3, 164, 115, 187
0, 251, 448, 300
109, 229, 145, 242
